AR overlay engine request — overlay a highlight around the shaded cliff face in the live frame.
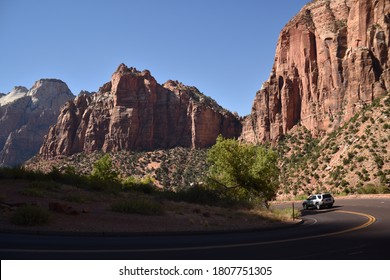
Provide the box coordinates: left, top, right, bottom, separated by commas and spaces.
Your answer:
0, 80, 74, 166
40, 64, 242, 158
242, 0, 390, 143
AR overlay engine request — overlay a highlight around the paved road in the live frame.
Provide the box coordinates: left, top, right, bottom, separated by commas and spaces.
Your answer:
1, 198, 389, 259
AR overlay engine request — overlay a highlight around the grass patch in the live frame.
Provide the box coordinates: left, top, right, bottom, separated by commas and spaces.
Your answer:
269, 206, 300, 221
294, 194, 308, 201
20, 188, 46, 197
250, 206, 300, 223
110, 198, 164, 215
10, 205, 51, 226
20, 181, 61, 197
29, 181, 60, 191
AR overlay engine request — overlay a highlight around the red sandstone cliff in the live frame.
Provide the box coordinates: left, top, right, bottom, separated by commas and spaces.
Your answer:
39, 64, 242, 158
242, 0, 390, 143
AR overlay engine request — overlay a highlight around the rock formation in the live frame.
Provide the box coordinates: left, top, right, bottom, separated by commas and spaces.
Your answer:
0, 80, 74, 166
242, 0, 390, 144
39, 64, 242, 158
0, 86, 28, 106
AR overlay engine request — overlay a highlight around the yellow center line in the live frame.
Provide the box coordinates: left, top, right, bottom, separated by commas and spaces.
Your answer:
330, 210, 376, 234
0, 210, 376, 253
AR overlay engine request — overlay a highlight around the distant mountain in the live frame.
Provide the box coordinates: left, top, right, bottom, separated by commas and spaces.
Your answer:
0, 86, 28, 106
39, 64, 242, 158
0, 79, 74, 166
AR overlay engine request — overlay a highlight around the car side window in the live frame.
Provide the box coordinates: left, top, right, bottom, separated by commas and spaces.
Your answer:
317, 195, 321, 199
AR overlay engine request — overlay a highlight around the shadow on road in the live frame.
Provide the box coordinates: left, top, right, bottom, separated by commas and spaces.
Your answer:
300, 205, 343, 216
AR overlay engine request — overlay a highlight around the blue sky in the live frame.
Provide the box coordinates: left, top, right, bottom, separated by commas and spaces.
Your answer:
0, 0, 309, 116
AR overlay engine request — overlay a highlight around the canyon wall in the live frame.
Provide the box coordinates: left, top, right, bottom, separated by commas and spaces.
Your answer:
242, 0, 389, 143
40, 64, 242, 158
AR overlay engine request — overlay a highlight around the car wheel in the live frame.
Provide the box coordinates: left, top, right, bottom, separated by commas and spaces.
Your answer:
316, 203, 321, 210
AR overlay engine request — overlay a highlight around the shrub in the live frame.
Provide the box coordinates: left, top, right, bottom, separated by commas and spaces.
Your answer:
161, 184, 255, 208
20, 188, 46, 197
90, 154, 118, 182
0, 167, 45, 181
110, 198, 164, 215
29, 180, 60, 190
207, 136, 279, 207
340, 180, 349, 187
87, 177, 122, 193
10, 205, 51, 226
122, 176, 157, 194
162, 185, 221, 205
357, 184, 389, 194
374, 155, 384, 169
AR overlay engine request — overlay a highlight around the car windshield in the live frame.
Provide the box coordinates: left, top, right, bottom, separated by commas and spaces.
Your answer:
323, 194, 332, 198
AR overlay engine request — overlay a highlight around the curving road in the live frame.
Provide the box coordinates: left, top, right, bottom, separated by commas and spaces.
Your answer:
1, 198, 389, 260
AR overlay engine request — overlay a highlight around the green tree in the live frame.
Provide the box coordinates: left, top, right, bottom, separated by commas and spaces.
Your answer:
90, 154, 118, 181
207, 136, 279, 207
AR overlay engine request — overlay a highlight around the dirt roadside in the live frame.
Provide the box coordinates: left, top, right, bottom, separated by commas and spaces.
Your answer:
0, 180, 298, 235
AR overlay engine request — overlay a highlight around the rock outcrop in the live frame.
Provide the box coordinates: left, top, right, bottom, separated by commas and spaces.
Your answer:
39, 64, 242, 158
0, 80, 74, 166
242, 0, 390, 144
0, 86, 28, 106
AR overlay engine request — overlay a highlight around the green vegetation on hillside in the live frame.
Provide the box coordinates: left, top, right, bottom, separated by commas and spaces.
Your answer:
277, 93, 390, 199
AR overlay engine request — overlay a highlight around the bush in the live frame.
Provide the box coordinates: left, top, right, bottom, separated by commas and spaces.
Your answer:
161, 184, 256, 209
357, 184, 390, 194
164, 185, 222, 205
207, 136, 279, 207
29, 180, 60, 190
110, 198, 164, 215
90, 154, 118, 182
122, 176, 157, 194
87, 177, 122, 193
0, 167, 45, 181
10, 205, 51, 226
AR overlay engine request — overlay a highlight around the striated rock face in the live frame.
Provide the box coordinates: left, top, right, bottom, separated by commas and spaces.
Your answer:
0, 80, 74, 166
40, 64, 242, 158
242, 0, 390, 144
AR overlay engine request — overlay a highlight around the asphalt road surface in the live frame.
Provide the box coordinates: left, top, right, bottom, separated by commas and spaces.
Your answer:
1, 198, 389, 260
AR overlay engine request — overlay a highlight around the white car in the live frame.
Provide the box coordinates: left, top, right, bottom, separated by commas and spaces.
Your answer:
302, 193, 334, 210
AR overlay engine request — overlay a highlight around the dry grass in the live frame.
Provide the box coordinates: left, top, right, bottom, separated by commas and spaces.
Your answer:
0, 179, 295, 233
